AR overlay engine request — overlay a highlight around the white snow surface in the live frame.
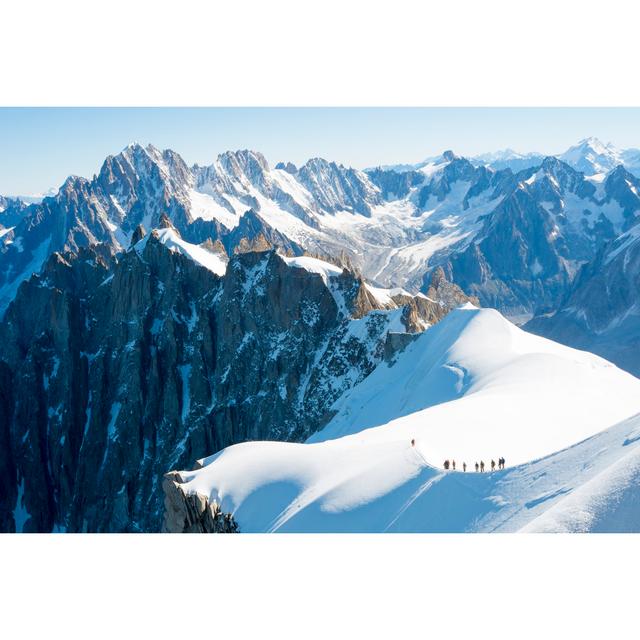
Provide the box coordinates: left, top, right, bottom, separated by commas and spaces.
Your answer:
280, 255, 344, 283
188, 189, 240, 230
559, 137, 624, 176
175, 305, 640, 532
136, 227, 227, 276
364, 283, 414, 305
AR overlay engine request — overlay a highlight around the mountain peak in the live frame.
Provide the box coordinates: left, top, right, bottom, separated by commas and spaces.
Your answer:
217, 149, 270, 172
557, 138, 624, 177
576, 136, 613, 152
122, 141, 149, 157
129, 224, 147, 247
540, 155, 566, 170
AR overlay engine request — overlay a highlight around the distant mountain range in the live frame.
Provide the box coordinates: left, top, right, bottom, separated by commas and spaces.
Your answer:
372, 137, 640, 176
3, 137, 640, 316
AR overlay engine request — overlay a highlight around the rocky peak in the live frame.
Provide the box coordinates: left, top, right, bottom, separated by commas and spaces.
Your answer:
234, 233, 273, 254
158, 213, 175, 230
217, 149, 270, 185
603, 166, 640, 220
162, 471, 239, 533
222, 209, 304, 258
275, 161, 298, 174
130, 224, 147, 247
429, 265, 447, 289
56, 175, 92, 203
101, 143, 192, 204
417, 154, 480, 205
517, 157, 595, 206
540, 156, 585, 185
297, 158, 382, 216
604, 164, 640, 194
364, 168, 424, 200
200, 237, 228, 257
426, 266, 480, 309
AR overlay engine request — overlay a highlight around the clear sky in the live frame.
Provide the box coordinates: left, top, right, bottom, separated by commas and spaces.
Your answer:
1, 107, 640, 195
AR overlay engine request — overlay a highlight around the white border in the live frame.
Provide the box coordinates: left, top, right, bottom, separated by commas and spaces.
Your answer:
0, 533, 637, 638
1, 0, 639, 106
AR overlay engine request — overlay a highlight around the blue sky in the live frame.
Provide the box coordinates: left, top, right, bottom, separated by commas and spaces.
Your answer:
1, 107, 639, 195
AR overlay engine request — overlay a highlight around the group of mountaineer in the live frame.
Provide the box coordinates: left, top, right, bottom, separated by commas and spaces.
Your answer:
409, 440, 506, 473
442, 457, 505, 472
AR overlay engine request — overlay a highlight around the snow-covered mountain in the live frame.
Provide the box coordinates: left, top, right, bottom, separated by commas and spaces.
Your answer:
3, 139, 640, 372
4, 141, 640, 319
164, 305, 640, 533
472, 137, 640, 177
373, 139, 640, 178
558, 136, 640, 177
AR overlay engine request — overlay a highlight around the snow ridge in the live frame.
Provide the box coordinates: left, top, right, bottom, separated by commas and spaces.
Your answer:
172, 306, 640, 533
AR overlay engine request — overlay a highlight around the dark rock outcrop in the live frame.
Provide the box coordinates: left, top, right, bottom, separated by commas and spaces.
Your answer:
162, 470, 238, 533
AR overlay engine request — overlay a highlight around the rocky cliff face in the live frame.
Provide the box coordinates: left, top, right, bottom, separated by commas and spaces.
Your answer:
0, 197, 27, 228
163, 470, 238, 533
526, 220, 640, 376
0, 229, 474, 532
445, 185, 572, 314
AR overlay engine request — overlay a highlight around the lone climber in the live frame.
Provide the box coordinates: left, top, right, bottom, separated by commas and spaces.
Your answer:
411, 439, 415, 447
463, 462, 467, 472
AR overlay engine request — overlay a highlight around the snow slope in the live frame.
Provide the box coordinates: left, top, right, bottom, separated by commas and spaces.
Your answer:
279, 255, 343, 283
135, 227, 227, 276
176, 412, 640, 532
173, 305, 640, 532
309, 304, 640, 464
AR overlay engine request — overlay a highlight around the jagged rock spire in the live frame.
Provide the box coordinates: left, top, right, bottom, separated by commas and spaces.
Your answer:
130, 224, 146, 247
